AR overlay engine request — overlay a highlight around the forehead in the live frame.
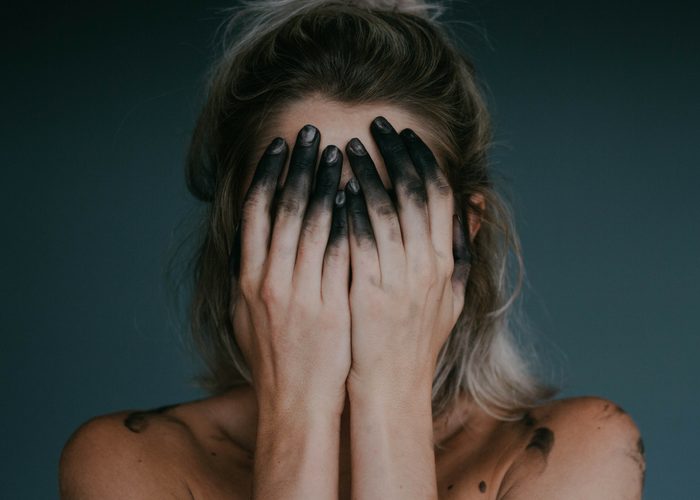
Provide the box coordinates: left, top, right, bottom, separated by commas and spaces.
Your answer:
245, 95, 443, 192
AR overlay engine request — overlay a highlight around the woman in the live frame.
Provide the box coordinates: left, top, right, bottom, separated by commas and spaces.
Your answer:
59, 0, 645, 498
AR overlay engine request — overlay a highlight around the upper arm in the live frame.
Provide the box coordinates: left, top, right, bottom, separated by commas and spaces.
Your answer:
59, 413, 194, 499
496, 396, 646, 500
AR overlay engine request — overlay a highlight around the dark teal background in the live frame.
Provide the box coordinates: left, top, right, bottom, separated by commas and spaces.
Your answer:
3, 1, 698, 498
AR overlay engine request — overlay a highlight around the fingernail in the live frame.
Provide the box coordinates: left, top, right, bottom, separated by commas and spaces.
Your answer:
268, 137, 285, 154
347, 138, 366, 156
335, 190, 346, 206
373, 116, 393, 133
323, 145, 340, 164
300, 124, 317, 145
347, 177, 360, 194
401, 128, 417, 140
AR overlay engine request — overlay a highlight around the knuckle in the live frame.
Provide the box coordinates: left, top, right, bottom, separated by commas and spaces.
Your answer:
414, 259, 438, 286
259, 278, 283, 305
375, 201, 396, 220
440, 253, 455, 276
238, 275, 257, 300
403, 176, 428, 205
240, 197, 261, 224
434, 176, 453, 197
275, 195, 303, 217
299, 218, 323, 245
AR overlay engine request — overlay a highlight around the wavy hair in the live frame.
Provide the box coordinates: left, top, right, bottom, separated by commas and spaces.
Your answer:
173, 0, 561, 427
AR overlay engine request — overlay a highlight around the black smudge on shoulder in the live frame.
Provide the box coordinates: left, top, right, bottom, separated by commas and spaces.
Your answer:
123, 403, 181, 433
525, 427, 555, 461
625, 434, 647, 491
601, 401, 628, 418
521, 411, 535, 427
478, 480, 487, 493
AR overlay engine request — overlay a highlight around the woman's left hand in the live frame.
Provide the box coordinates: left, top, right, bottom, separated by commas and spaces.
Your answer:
343, 116, 472, 396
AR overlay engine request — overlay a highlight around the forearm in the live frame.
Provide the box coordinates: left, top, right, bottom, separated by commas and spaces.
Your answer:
253, 399, 342, 500
348, 378, 438, 500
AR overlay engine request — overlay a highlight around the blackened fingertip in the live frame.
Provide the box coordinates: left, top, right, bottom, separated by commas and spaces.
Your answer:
347, 138, 367, 156
347, 177, 360, 194
268, 137, 286, 154
299, 124, 317, 145
323, 145, 340, 164
372, 116, 393, 133
400, 128, 417, 140
335, 189, 346, 206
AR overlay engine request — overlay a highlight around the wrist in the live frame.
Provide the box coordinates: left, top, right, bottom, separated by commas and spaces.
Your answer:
256, 387, 346, 424
346, 370, 433, 413
347, 364, 433, 397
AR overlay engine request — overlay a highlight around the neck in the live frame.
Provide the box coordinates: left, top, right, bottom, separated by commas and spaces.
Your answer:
212, 384, 480, 454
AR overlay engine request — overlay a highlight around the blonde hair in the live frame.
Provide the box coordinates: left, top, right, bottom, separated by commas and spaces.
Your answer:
175, 0, 560, 424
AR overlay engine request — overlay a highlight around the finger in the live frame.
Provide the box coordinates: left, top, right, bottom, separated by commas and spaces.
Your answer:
345, 177, 380, 284
369, 116, 430, 253
451, 213, 472, 309
399, 127, 454, 263
267, 124, 320, 285
232, 136, 288, 283
344, 137, 403, 281
322, 189, 350, 302
295, 145, 343, 292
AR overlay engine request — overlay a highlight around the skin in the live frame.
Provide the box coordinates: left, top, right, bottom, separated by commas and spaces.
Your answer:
58, 98, 646, 499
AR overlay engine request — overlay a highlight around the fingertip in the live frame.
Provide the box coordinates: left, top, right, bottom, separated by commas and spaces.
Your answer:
322, 144, 342, 165
399, 128, 417, 141
267, 137, 287, 155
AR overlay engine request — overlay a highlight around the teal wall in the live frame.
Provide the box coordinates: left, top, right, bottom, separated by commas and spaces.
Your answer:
2, 1, 697, 497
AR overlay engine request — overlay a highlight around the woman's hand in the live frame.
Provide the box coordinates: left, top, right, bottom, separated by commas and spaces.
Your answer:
343, 116, 471, 396
229, 124, 351, 417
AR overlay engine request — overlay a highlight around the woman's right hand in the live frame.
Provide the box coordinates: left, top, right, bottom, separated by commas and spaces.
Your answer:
229, 124, 351, 417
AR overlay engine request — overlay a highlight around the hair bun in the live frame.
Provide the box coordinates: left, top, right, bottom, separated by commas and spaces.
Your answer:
225, 0, 446, 27
346, 0, 445, 18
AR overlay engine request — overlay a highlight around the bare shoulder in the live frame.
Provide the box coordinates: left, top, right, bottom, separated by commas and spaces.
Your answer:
497, 395, 646, 500
59, 404, 199, 499
59, 392, 254, 500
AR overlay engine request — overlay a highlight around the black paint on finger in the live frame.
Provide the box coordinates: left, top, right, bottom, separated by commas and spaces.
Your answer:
303, 145, 342, 228
232, 137, 287, 279
369, 117, 428, 207
347, 137, 399, 229
328, 189, 348, 247
276, 124, 320, 216
346, 177, 375, 248
243, 137, 287, 202
399, 128, 445, 188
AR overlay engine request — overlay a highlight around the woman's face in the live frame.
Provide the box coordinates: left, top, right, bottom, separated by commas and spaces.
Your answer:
243, 96, 445, 195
